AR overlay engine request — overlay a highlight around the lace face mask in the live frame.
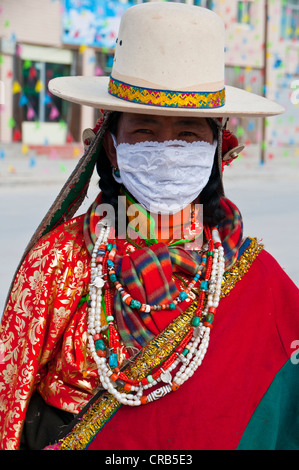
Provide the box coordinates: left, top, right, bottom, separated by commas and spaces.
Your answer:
111, 135, 217, 215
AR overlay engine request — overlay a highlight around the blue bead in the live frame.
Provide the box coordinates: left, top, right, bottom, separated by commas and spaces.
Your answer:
108, 352, 118, 369
95, 339, 105, 351
178, 291, 188, 301
107, 260, 114, 267
130, 299, 142, 309
169, 302, 176, 310
200, 280, 208, 291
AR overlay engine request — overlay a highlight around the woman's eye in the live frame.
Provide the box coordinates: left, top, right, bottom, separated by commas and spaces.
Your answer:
135, 129, 152, 134
180, 131, 197, 137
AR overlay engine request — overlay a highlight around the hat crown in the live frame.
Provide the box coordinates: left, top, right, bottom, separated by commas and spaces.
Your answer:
48, 1, 285, 118
112, 2, 225, 93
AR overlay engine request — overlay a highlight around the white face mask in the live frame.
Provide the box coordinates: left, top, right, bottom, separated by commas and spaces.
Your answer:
111, 135, 217, 215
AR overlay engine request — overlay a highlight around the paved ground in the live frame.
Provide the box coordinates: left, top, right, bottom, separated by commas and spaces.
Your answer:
1, 142, 298, 315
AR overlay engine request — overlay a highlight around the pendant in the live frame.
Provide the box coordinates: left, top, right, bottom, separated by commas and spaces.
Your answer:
91, 275, 105, 288
160, 369, 172, 385
193, 326, 202, 338
147, 385, 172, 403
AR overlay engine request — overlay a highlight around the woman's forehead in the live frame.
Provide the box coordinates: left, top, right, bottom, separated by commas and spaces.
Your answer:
119, 113, 210, 128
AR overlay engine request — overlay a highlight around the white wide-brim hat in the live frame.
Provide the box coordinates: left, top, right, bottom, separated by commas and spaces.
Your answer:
49, 2, 284, 118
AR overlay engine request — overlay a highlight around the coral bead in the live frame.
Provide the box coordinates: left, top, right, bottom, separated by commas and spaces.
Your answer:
96, 350, 106, 357
172, 383, 180, 391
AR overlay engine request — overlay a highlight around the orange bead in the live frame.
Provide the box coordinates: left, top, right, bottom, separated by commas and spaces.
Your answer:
110, 373, 119, 382
124, 295, 133, 305
172, 382, 180, 391
124, 383, 132, 392
97, 350, 106, 357
140, 396, 148, 405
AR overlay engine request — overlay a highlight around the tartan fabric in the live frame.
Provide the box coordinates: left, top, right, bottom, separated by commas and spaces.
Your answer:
83, 193, 243, 349
218, 198, 243, 269
113, 242, 199, 348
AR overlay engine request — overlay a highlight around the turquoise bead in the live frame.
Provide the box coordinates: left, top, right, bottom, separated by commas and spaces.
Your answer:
147, 375, 154, 383
169, 302, 176, 310
200, 280, 208, 291
192, 317, 200, 327
95, 339, 105, 351
178, 291, 188, 301
108, 352, 118, 369
107, 260, 114, 267
206, 312, 214, 324
182, 348, 189, 356
130, 299, 142, 310
107, 243, 113, 251
106, 315, 114, 322
110, 274, 117, 282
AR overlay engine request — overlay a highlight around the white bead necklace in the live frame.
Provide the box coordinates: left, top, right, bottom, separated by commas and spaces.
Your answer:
87, 220, 225, 406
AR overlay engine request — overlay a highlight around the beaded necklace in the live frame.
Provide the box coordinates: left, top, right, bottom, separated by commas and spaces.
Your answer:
87, 220, 225, 406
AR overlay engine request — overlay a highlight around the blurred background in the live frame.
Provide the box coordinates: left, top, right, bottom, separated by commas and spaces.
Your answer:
0, 0, 299, 314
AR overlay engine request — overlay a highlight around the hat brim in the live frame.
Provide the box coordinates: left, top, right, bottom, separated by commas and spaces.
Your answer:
49, 76, 284, 118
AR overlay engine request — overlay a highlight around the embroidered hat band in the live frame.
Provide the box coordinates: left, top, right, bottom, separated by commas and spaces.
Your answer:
108, 76, 226, 109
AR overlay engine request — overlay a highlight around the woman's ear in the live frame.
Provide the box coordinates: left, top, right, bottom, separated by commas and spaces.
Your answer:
103, 132, 117, 168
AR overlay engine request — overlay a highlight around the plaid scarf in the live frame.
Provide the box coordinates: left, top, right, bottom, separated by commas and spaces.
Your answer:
83, 193, 243, 349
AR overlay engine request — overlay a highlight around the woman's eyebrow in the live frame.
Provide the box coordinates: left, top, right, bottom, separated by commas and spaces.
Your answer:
127, 116, 159, 126
174, 119, 206, 128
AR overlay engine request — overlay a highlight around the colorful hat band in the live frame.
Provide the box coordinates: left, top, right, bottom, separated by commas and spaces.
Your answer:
108, 76, 225, 109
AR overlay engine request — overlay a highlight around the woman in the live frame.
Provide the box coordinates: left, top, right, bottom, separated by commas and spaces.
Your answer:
1, 3, 298, 450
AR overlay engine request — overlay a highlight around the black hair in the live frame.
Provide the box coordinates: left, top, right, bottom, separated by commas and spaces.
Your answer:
96, 112, 225, 228
200, 118, 225, 226
96, 112, 121, 207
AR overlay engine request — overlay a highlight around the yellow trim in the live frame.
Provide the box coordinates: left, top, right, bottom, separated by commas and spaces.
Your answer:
108, 76, 226, 109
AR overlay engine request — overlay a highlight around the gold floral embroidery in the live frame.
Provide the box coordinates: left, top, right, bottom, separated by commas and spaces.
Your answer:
0, 215, 93, 450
